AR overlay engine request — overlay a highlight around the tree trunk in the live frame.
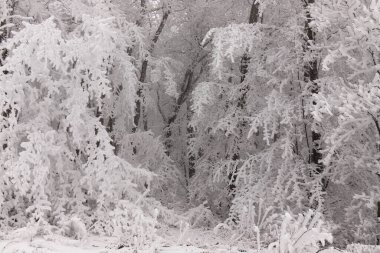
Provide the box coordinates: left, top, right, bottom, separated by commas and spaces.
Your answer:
240, 1, 260, 82
0, 0, 15, 66
304, 0, 327, 191
164, 69, 193, 155
228, 1, 260, 194
377, 201, 380, 245
133, 7, 170, 133
1, 0, 15, 151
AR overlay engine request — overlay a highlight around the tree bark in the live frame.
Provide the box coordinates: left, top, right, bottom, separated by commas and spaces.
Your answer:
133, 7, 171, 132
304, 0, 326, 190
0, 0, 15, 66
377, 202, 380, 245
228, 1, 260, 194
1, 0, 15, 152
240, 1, 260, 82
163, 69, 193, 155
163, 50, 207, 147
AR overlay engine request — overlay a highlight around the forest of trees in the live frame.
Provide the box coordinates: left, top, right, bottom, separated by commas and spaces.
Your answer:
0, 0, 380, 252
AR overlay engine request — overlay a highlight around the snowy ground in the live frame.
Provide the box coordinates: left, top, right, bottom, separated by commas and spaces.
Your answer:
0, 228, 254, 253
2, 227, 379, 253
0, 239, 252, 253
3, 236, 380, 253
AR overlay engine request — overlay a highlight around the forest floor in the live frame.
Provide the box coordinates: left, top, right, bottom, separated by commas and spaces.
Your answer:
0, 227, 254, 253
0, 239, 251, 253
2, 227, 379, 253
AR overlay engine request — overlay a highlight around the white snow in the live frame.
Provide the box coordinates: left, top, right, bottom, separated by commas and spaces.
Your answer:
0, 237, 252, 253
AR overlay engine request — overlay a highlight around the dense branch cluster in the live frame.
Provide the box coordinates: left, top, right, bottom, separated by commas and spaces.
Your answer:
0, 0, 379, 250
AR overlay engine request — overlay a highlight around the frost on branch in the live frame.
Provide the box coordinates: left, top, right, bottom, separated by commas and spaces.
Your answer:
190, 0, 327, 242
309, 0, 380, 244
151, 57, 181, 99
203, 23, 264, 79
117, 131, 183, 205
0, 8, 158, 245
263, 210, 334, 253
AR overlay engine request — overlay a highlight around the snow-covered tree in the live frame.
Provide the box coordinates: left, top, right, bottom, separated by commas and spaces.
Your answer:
0, 0, 379, 250
311, 0, 380, 244
0, 1, 178, 248
189, 0, 327, 244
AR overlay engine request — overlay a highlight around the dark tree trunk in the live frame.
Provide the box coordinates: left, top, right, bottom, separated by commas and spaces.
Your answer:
377, 201, 380, 245
304, 0, 327, 190
0, 0, 15, 152
164, 69, 193, 155
305, 0, 320, 164
133, 8, 170, 133
228, 1, 260, 194
133, 59, 148, 132
163, 60, 204, 186
163, 52, 206, 150
0, 0, 15, 66
240, 2, 259, 82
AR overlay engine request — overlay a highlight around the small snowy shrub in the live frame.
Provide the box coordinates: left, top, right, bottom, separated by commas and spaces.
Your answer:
117, 131, 182, 205
263, 210, 334, 253
6, 219, 53, 241
344, 190, 380, 245
110, 200, 159, 250
221, 198, 279, 248
176, 220, 190, 245
60, 217, 87, 240
184, 202, 219, 228
346, 244, 380, 253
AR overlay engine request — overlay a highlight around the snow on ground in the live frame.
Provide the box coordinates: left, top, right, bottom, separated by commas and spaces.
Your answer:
3, 227, 379, 253
0, 228, 254, 253
0, 239, 252, 253
3, 235, 380, 253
